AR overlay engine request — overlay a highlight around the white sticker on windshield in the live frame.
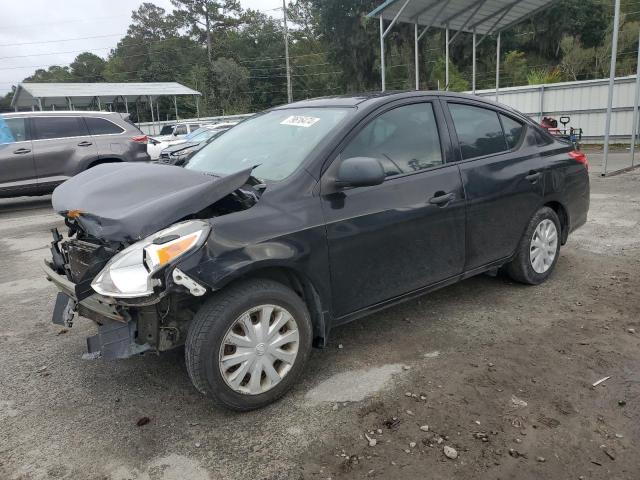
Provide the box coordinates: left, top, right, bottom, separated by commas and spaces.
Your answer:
280, 115, 320, 128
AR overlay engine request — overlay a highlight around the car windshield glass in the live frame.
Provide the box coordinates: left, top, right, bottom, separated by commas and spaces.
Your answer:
185, 108, 350, 181
159, 125, 174, 135
185, 127, 208, 141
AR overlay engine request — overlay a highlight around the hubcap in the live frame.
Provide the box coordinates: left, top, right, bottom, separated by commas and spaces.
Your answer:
530, 219, 558, 274
219, 304, 299, 395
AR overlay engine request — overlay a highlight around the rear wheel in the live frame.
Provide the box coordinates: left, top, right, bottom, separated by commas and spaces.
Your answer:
507, 207, 561, 285
185, 279, 312, 411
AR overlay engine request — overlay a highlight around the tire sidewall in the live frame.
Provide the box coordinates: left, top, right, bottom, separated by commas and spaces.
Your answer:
195, 283, 312, 410
518, 207, 561, 284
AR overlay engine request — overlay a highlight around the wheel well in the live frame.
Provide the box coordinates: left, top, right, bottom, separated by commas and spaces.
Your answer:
87, 158, 122, 169
223, 267, 327, 348
544, 201, 569, 244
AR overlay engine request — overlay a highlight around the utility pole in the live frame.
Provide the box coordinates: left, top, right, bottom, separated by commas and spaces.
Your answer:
283, 0, 293, 103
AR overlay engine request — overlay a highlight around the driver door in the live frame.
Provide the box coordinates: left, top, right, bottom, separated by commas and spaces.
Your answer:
321, 100, 466, 318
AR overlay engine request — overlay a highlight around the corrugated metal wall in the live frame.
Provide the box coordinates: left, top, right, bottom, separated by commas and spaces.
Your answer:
473, 75, 638, 143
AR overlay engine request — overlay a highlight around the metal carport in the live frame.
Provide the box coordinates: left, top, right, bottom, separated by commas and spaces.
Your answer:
368, 0, 558, 97
369, 0, 633, 176
10, 82, 202, 123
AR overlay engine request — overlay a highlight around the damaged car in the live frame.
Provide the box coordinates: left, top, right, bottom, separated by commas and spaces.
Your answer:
44, 91, 590, 411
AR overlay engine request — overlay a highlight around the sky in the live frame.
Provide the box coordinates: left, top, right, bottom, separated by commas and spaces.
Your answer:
0, 0, 284, 95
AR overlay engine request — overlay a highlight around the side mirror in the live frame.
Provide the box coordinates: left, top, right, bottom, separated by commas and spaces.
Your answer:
335, 157, 385, 188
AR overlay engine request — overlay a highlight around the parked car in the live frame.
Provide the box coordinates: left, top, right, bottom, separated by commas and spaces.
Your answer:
0, 111, 149, 198
44, 91, 590, 411
147, 122, 203, 160
158, 123, 236, 165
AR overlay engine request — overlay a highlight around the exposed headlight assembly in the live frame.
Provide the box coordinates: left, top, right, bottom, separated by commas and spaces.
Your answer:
91, 220, 210, 298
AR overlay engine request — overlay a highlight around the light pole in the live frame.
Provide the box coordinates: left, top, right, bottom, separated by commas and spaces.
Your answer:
283, 0, 293, 103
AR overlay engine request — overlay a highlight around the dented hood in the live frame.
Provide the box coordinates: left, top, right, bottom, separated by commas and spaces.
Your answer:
52, 163, 254, 243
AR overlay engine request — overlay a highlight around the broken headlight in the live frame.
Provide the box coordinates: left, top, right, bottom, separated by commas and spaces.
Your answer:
91, 220, 210, 298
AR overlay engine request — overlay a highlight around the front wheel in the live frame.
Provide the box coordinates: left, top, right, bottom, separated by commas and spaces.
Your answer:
506, 207, 561, 285
185, 279, 312, 411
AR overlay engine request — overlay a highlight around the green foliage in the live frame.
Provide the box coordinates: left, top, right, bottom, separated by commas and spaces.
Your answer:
503, 51, 528, 86
527, 67, 564, 85
5, 0, 640, 116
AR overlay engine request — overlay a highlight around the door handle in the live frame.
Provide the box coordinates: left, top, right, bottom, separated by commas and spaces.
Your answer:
429, 192, 455, 206
525, 171, 542, 183
13, 148, 31, 154
77, 141, 93, 147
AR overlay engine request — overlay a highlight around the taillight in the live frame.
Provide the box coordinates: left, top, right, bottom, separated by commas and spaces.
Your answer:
568, 150, 588, 171
131, 135, 148, 144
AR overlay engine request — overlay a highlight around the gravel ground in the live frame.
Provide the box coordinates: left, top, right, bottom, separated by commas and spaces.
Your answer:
1, 154, 638, 480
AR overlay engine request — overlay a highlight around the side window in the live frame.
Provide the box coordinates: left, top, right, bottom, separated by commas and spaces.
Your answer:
33, 117, 88, 140
160, 125, 174, 135
342, 103, 443, 178
0, 118, 29, 143
85, 117, 124, 135
500, 114, 525, 149
449, 103, 507, 159
174, 125, 187, 135
189, 124, 200, 131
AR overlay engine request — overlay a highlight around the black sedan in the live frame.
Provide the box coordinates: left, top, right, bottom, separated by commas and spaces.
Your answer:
44, 91, 589, 411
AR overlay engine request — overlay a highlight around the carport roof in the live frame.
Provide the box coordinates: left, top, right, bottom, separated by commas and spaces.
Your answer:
11, 82, 200, 108
368, 0, 558, 35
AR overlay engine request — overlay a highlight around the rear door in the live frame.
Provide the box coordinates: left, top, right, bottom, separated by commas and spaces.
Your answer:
0, 116, 36, 195
84, 116, 126, 158
321, 99, 466, 318
31, 115, 99, 188
442, 100, 545, 270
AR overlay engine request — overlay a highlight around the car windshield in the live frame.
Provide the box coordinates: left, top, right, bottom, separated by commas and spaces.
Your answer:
185, 127, 214, 142
185, 108, 350, 181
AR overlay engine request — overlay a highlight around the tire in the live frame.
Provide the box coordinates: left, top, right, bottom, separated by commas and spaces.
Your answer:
506, 207, 561, 285
185, 278, 313, 411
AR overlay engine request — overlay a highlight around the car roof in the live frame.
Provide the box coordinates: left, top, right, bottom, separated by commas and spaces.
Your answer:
1, 110, 125, 117
272, 90, 515, 113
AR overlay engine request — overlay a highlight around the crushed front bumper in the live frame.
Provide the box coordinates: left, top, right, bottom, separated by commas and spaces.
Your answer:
43, 260, 151, 359
43, 260, 124, 322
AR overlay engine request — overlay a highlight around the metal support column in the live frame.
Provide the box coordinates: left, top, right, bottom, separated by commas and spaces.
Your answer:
124, 97, 129, 114
380, 16, 386, 91
174, 95, 179, 120
603, 0, 621, 176
149, 96, 155, 134
539, 85, 545, 122
415, 23, 420, 90
445, 26, 450, 90
97, 97, 102, 111
495, 32, 501, 102
37, 98, 43, 111
630, 30, 640, 167
195, 95, 200, 119
378, 0, 413, 92
472, 28, 477, 94
283, 0, 293, 103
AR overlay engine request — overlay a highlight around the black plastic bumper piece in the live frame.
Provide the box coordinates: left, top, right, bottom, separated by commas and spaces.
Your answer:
85, 318, 151, 360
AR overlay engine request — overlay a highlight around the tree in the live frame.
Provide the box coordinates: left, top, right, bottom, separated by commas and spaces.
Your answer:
70, 53, 106, 82
127, 2, 178, 40
212, 58, 250, 113
171, 0, 244, 63
24, 66, 73, 82
0, 88, 15, 113
502, 51, 528, 86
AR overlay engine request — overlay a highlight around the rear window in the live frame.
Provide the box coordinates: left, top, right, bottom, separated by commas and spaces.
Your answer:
85, 117, 124, 135
0, 117, 29, 143
449, 103, 507, 159
33, 116, 88, 140
500, 114, 525, 149
174, 125, 187, 135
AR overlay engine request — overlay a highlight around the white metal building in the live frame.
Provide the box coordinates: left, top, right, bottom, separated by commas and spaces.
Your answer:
473, 76, 639, 143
